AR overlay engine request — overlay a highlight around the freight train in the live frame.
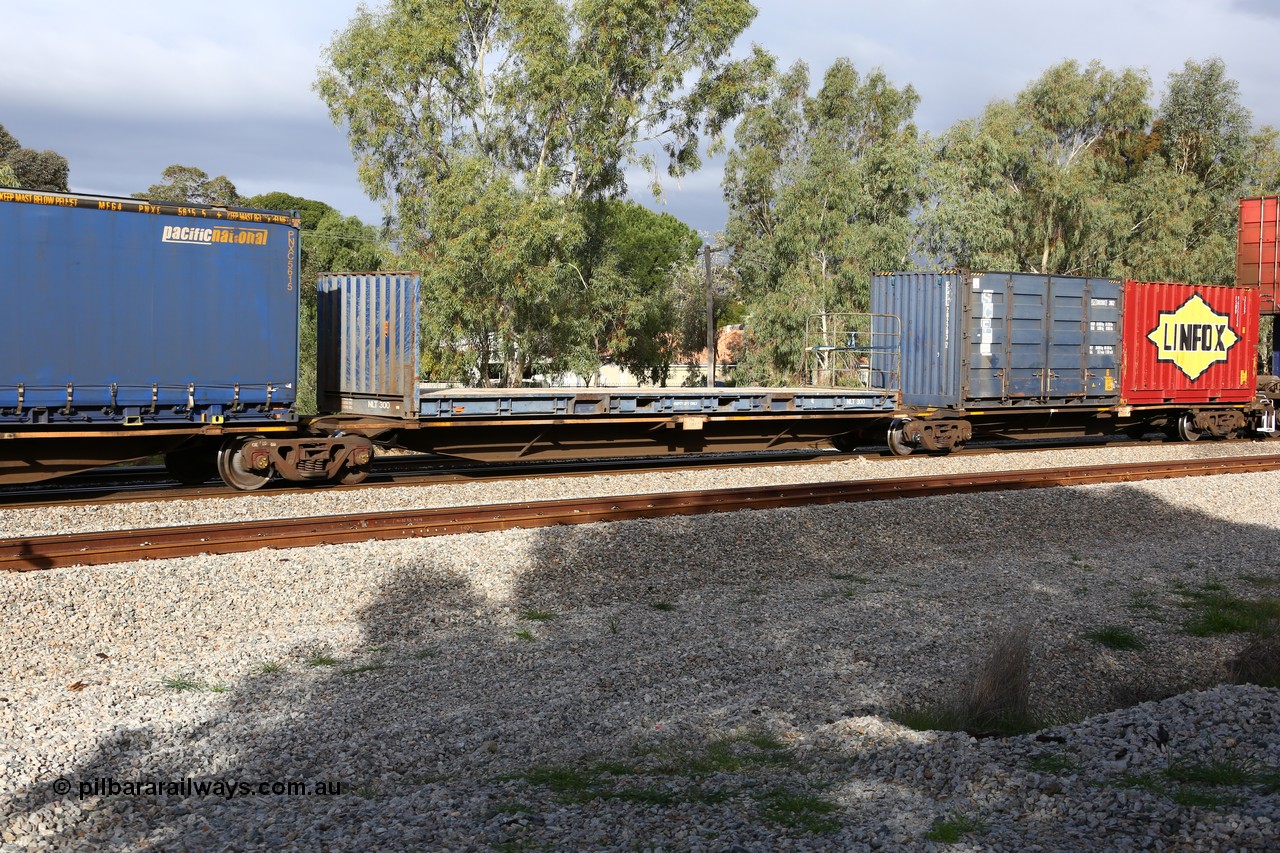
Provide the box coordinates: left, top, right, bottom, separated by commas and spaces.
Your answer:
1, 187, 1277, 490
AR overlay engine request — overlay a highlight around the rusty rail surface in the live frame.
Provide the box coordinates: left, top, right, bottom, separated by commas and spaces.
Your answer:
3, 455, 1279, 572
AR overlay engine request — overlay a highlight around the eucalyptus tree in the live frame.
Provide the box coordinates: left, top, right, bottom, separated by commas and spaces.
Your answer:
317, 0, 765, 385
722, 58, 926, 385
134, 165, 241, 206
920, 59, 1151, 277
1128, 57, 1263, 283
922, 57, 1278, 286
0, 123, 69, 192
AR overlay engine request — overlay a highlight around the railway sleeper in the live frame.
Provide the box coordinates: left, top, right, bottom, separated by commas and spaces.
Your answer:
239, 436, 375, 486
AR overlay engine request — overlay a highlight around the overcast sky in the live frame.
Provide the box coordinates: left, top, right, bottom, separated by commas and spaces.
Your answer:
4, 0, 1279, 235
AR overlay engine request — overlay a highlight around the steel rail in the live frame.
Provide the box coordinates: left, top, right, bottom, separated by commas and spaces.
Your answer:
3, 455, 1279, 572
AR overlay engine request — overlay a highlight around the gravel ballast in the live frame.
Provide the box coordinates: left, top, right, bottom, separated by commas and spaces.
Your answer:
1, 444, 1279, 850
2, 440, 1279, 538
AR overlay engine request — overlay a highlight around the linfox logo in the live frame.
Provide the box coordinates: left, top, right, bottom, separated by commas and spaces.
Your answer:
1146, 293, 1239, 381
161, 225, 269, 246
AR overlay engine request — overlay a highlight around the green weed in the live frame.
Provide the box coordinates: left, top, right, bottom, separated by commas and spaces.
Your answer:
759, 789, 840, 834
925, 812, 986, 843
1083, 626, 1146, 651
519, 609, 557, 622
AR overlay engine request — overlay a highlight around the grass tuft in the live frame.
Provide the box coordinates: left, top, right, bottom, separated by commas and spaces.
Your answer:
304, 655, 340, 668
758, 789, 840, 834
1026, 753, 1080, 774
512, 629, 537, 642
1083, 626, 1146, 651
519, 609, 557, 622
925, 812, 986, 843
161, 673, 203, 692
1108, 756, 1277, 810
650, 601, 676, 612
894, 625, 1041, 737
1176, 588, 1280, 637
1228, 620, 1280, 688
253, 660, 284, 675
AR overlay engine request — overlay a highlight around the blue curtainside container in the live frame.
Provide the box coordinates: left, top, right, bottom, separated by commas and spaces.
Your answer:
0, 189, 300, 425
871, 271, 1124, 409
316, 272, 423, 417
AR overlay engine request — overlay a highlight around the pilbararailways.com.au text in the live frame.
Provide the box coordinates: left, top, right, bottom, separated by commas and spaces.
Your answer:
52, 777, 343, 800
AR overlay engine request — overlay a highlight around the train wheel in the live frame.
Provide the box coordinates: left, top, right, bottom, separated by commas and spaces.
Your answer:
164, 446, 217, 485
216, 436, 271, 491
887, 420, 915, 457
1175, 413, 1202, 442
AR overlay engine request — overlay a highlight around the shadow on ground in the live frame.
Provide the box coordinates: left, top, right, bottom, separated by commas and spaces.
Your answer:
6, 482, 1279, 849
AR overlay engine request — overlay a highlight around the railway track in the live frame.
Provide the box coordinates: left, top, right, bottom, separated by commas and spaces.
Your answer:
4, 454, 1278, 572
0, 434, 1211, 508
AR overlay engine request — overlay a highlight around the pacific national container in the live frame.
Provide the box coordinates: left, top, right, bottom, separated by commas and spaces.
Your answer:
0, 189, 300, 424
1237, 196, 1280, 315
1121, 280, 1258, 404
316, 272, 422, 417
870, 271, 1123, 409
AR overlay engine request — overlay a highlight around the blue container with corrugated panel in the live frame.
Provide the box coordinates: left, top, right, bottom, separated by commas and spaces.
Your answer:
871, 271, 1123, 409
0, 190, 299, 425
316, 272, 422, 417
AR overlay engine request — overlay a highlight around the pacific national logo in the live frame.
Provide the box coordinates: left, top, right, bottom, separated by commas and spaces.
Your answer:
1146, 293, 1239, 381
161, 225, 269, 246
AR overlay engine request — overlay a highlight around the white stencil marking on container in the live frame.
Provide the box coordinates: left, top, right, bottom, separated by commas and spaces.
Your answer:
979, 290, 994, 356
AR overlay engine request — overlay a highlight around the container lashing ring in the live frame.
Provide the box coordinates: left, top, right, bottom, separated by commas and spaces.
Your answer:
15, 383, 23, 417
232, 383, 241, 413
63, 383, 74, 416
262, 383, 274, 413
150, 383, 159, 415
187, 382, 195, 414
109, 383, 118, 411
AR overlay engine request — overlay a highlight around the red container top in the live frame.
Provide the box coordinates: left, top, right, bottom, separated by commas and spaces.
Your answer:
1237, 196, 1280, 314
1121, 280, 1259, 405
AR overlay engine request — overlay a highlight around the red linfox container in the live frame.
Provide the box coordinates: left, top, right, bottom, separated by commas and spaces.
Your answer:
1121, 281, 1259, 404
1237, 196, 1280, 314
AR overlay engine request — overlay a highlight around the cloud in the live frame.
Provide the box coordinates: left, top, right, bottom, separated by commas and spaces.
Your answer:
0, 1, 340, 120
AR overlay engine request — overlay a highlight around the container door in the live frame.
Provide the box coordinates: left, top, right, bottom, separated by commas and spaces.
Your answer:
1006, 274, 1051, 399
1046, 276, 1087, 398
964, 274, 1010, 401
1082, 280, 1121, 397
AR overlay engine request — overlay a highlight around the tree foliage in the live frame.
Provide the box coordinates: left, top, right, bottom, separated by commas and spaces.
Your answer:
317, 0, 764, 385
920, 57, 1279, 286
722, 58, 926, 385
919, 59, 1151, 277
244, 190, 386, 413
0, 123, 69, 191
134, 164, 241, 206
575, 200, 701, 383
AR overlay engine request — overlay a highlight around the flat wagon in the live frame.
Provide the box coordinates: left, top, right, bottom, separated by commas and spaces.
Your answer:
0, 189, 302, 485
870, 271, 1270, 454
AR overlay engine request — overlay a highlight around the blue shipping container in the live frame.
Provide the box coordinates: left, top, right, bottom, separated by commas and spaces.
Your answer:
0, 190, 300, 424
316, 272, 422, 417
871, 271, 1123, 409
